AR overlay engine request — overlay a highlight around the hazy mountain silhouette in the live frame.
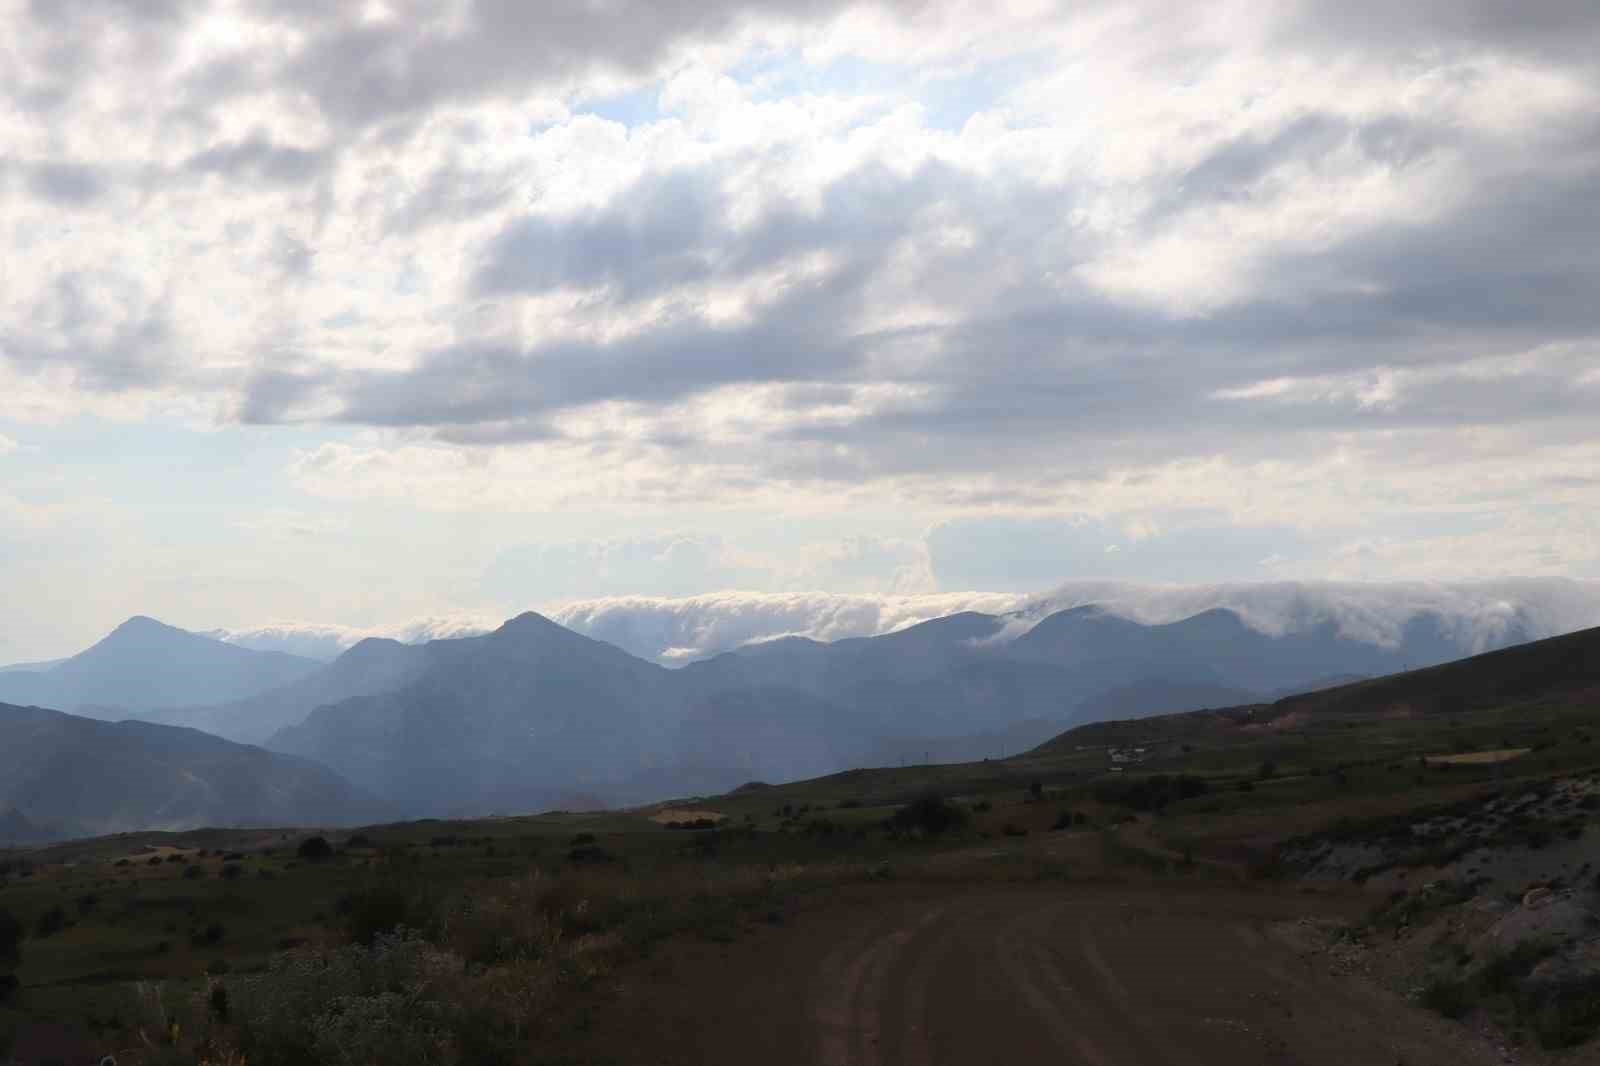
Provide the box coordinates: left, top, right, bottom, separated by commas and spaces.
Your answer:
0, 701, 387, 840
0, 617, 321, 715
1008, 605, 1477, 692
134, 634, 472, 744
269, 613, 682, 816
251, 600, 1543, 815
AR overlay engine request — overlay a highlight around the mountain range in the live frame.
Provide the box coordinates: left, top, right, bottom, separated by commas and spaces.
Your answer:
0, 597, 1561, 834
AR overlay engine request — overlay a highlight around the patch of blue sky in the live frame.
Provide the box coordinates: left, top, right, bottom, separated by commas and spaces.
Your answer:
573, 85, 663, 128
915, 51, 1052, 131
734, 48, 1050, 131
0, 417, 347, 515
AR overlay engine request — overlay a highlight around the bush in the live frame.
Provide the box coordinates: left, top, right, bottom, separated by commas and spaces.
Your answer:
226, 932, 458, 1066
1096, 774, 1210, 812
339, 885, 414, 946
192, 922, 225, 947
209, 982, 230, 1021
0, 907, 20, 968
1421, 977, 1470, 1019
886, 793, 969, 837
34, 904, 66, 938
296, 836, 334, 862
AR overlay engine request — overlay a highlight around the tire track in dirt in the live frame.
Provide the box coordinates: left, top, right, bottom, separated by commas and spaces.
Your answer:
593, 885, 1515, 1066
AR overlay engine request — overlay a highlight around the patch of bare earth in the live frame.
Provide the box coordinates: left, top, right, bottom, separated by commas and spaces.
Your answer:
578, 883, 1518, 1066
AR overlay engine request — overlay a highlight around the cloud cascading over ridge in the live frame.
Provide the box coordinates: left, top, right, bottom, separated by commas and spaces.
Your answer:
549, 578, 1600, 664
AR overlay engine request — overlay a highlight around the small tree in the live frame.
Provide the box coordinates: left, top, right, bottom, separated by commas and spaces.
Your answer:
887, 793, 969, 837
296, 836, 334, 862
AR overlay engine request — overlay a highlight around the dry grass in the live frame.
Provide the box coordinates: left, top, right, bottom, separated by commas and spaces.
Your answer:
1423, 749, 1530, 766
647, 808, 725, 825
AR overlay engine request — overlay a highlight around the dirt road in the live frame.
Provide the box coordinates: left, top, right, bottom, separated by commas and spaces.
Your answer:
596, 884, 1512, 1066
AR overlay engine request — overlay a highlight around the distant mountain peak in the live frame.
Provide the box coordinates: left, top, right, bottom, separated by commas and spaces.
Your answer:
500, 610, 562, 630
110, 615, 181, 635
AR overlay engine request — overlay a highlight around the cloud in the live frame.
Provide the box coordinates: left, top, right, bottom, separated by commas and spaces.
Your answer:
549, 589, 1029, 663
549, 577, 1600, 664
2, 0, 1599, 640
207, 615, 499, 660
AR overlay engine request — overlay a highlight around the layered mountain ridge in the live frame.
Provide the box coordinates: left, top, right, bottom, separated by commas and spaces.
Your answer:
0, 598, 1558, 831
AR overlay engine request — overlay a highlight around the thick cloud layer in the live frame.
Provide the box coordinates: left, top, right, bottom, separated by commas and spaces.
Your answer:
200, 578, 1600, 667
2, 2, 1598, 659
209, 616, 497, 661
551, 578, 1600, 663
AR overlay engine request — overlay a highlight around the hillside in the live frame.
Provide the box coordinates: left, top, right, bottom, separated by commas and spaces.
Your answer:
0, 616, 321, 714
1034, 622, 1600, 754
0, 701, 387, 840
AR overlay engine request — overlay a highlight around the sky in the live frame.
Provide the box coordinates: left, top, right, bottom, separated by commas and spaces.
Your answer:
2, 0, 1599, 663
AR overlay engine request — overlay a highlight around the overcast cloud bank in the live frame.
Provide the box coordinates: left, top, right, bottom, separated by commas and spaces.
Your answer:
2, 2, 1597, 659
201, 578, 1600, 667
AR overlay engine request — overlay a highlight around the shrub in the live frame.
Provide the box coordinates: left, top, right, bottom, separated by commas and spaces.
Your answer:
296, 836, 334, 862
339, 885, 414, 946
0, 907, 20, 969
1421, 977, 1470, 1019
192, 922, 225, 947
220, 863, 243, 880
886, 793, 969, 837
1096, 774, 1210, 812
209, 982, 230, 1021
226, 932, 458, 1066
183, 865, 203, 880
34, 904, 66, 938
